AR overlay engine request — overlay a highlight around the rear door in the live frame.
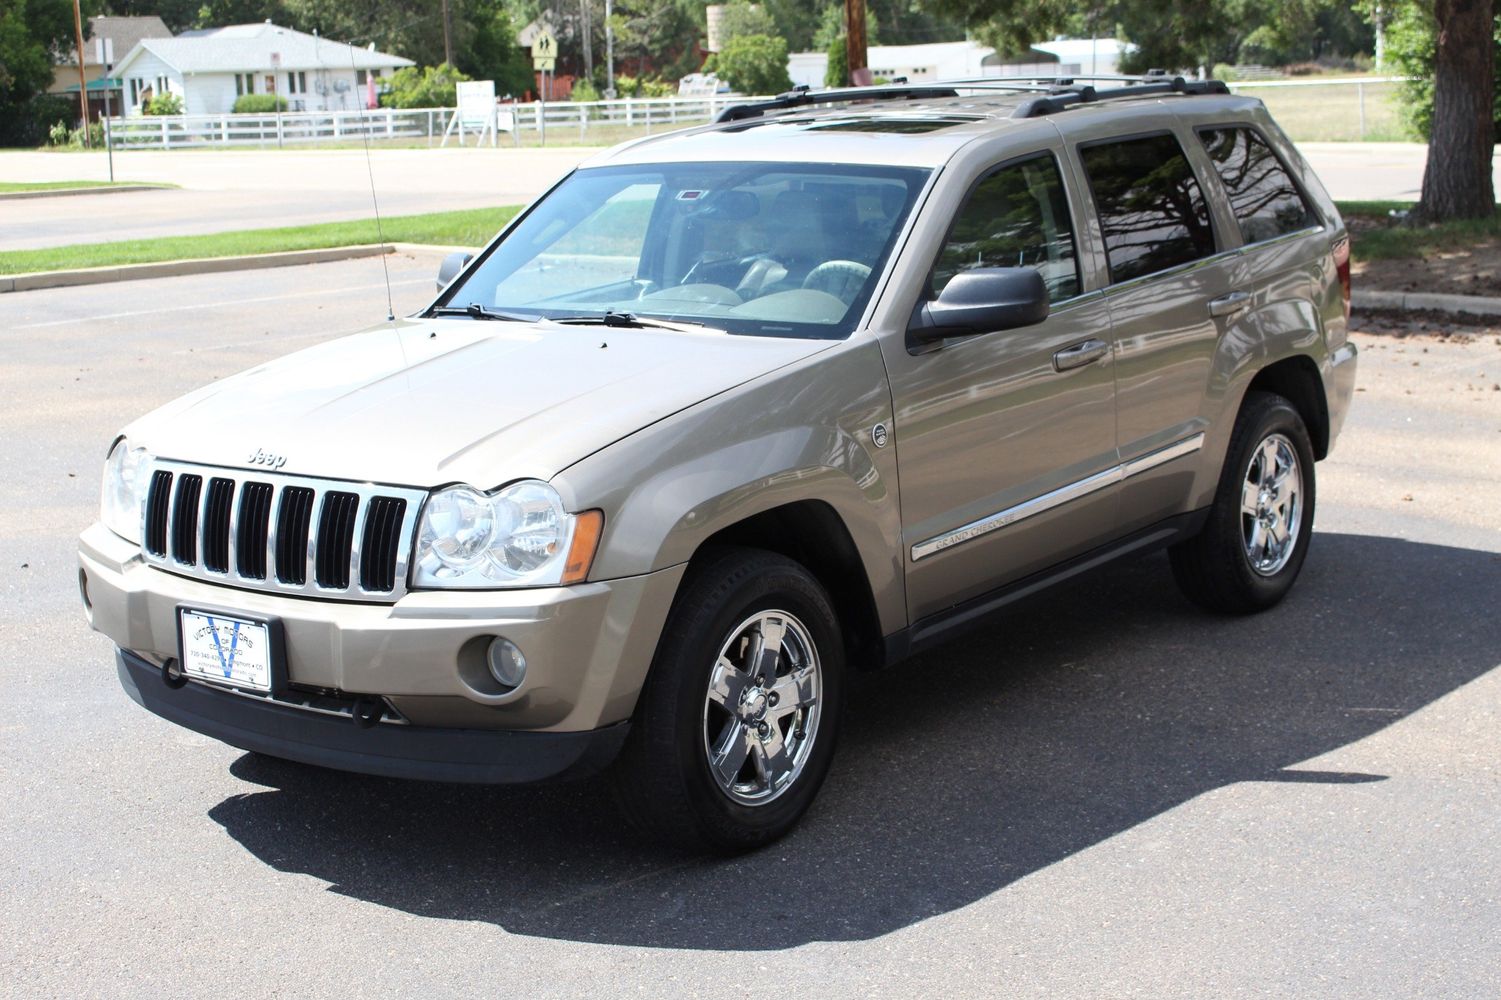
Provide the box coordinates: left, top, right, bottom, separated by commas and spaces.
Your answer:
1069, 129, 1242, 532
881, 147, 1119, 621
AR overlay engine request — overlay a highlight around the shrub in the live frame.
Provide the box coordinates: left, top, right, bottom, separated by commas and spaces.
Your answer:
716, 33, 791, 95
571, 78, 600, 102
48, 120, 71, 146
1210, 62, 1237, 82
383, 63, 472, 109
143, 92, 183, 116
825, 35, 847, 88
233, 94, 288, 113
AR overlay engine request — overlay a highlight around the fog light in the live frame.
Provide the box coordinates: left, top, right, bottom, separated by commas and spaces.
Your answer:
486, 637, 527, 689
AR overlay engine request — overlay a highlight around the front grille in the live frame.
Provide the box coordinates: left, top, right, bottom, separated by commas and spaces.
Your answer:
138, 460, 427, 603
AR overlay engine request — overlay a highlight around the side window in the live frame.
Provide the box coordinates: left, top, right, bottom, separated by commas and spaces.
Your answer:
1080, 133, 1217, 284
1200, 127, 1319, 244
933, 154, 1080, 303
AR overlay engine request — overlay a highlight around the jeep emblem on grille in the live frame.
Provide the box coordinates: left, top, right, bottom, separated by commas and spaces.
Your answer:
247, 448, 288, 470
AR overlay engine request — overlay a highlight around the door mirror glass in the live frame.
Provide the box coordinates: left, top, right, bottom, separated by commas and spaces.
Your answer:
437, 251, 474, 291
910, 266, 1049, 341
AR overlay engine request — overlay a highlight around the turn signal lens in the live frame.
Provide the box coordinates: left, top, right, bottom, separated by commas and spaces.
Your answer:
1332, 235, 1351, 319
561, 510, 604, 585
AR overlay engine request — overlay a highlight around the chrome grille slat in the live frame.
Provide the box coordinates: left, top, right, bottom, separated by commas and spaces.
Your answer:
139, 460, 428, 603
202, 477, 235, 573
145, 470, 173, 556
171, 474, 203, 565
276, 486, 315, 585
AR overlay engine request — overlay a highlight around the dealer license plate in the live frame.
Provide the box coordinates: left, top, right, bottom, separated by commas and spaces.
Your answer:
179, 610, 272, 692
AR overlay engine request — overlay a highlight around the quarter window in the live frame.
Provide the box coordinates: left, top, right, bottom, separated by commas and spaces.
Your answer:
1080, 133, 1216, 284
1200, 127, 1319, 244
933, 153, 1080, 303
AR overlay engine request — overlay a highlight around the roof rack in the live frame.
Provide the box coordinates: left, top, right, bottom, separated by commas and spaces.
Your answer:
711, 74, 1230, 125
1011, 76, 1230, 118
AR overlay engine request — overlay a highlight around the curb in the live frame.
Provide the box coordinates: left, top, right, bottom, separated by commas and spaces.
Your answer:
0, 185, 173, 201
0, 244, 396, 294
1353, 289, 1501, 318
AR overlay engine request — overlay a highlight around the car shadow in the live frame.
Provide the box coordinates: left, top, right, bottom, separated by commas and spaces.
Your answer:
209, 532, 1501, 949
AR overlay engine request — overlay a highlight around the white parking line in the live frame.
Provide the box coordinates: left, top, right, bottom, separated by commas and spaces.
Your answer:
11, 277, 431, 330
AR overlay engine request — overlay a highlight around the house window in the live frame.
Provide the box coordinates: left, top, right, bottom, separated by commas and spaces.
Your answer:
235, 73, 255, 96
156, 75, 170, 94
129, 78, 141, 104
286, 71, 306, 94
356, 69, 366, 86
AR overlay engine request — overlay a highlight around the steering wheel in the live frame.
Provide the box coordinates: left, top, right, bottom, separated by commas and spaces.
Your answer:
802, 260, 872, 303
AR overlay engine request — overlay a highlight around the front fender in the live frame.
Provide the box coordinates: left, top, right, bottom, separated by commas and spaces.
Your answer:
553, 337, 906, 636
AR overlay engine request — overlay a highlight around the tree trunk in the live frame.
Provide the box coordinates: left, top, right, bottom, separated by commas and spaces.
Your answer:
1418, 0, 1496, 220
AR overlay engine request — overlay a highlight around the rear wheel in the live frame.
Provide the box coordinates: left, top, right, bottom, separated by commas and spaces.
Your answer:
611, 548, 844, 853
1170, 391, 1317, 614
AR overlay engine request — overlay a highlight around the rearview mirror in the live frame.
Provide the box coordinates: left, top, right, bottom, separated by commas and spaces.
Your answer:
909, 267, 1049, 344
436, 251, 474, 291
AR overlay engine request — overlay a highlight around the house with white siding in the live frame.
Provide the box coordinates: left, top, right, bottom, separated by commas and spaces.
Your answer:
788, 38, 1135, 90
113, 22, 413, 117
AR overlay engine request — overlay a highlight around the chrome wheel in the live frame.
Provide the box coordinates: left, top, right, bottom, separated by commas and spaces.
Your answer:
1241, 432, 1303, 576
701, 610, 822, 806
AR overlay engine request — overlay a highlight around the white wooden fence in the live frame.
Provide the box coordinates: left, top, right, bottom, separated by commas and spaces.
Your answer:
102, 94, 765, 150
101, 78, 1414, 150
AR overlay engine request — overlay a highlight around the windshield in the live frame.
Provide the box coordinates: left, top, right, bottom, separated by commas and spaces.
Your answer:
437, 162, 931, 339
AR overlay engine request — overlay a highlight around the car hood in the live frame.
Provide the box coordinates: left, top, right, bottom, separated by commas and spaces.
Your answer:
126, 318, 835, 488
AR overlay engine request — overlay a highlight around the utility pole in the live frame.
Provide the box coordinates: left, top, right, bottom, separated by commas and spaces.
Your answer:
441, 0, 453, 66
71, 0, 91, 145
604, 0, 615, 98
844, 0, 867, 86
580, 0, 593, 85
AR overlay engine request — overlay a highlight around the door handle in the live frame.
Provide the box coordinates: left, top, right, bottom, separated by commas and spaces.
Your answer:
1208, 290, 1252, 318
1052, 338, 1109, 372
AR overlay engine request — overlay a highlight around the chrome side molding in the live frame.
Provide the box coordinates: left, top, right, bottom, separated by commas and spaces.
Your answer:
911, 433, 1205, 562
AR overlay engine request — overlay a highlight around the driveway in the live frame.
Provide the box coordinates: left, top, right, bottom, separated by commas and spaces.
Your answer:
1, 259, 1498, 997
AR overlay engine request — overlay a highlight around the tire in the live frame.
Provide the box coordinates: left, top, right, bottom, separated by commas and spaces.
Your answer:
611, 547, 845, 853
1169, 390, 1317, 614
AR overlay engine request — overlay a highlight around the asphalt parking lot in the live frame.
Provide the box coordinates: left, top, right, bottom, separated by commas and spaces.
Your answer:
2, 257, 1499, 998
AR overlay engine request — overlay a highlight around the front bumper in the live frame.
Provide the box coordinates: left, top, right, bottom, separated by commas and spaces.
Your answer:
116, 649, 627, 783
79, 522, 685, 733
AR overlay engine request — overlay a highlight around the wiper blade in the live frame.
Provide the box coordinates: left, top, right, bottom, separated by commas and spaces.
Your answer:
428, 304, 536, 323
554, 310, 709, 332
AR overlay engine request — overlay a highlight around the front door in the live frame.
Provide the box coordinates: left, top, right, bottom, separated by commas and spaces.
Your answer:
881, 149, 1119, 622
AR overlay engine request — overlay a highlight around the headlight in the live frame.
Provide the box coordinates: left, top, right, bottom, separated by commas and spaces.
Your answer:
413, 480, 603, 589
100, 438, 152, 544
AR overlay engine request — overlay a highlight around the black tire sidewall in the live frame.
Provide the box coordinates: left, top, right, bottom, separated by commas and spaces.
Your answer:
632, 549, 845, 851
1213, 394, 1318, 607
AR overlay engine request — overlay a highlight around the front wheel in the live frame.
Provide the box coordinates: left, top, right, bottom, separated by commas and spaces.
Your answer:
1169, 390, 1317, 614
611, 548, 844, 853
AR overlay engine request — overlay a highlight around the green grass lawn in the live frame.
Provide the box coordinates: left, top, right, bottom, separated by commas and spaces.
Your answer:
0, 205, 521, 275
1335, 199, 1501, 261
0, 180, 175, 193
1231, 81, 1409, 142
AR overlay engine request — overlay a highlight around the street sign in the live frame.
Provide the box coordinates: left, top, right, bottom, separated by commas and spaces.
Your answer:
533, 56, 555, 71
93, 36, 114, 66
530, 30, 557, 61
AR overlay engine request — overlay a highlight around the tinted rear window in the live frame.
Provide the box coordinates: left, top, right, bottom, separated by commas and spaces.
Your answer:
1080, 133, 1217, 283
1200, 127, 1319, 244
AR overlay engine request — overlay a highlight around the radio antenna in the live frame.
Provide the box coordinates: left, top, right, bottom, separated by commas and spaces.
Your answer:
347, 38, 396, 323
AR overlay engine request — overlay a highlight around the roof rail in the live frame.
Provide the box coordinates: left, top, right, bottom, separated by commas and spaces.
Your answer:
714, 84, 964, 123
710, 75, 1230, 125
1011, 76, 1230, 118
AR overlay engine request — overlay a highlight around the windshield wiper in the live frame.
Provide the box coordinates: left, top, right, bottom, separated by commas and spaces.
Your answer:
554, 310, 710, 333
428, 304, 536, 323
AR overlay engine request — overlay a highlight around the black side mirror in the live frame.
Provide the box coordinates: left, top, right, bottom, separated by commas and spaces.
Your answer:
437, 251, 474, 291
909, 267, 1050, 344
